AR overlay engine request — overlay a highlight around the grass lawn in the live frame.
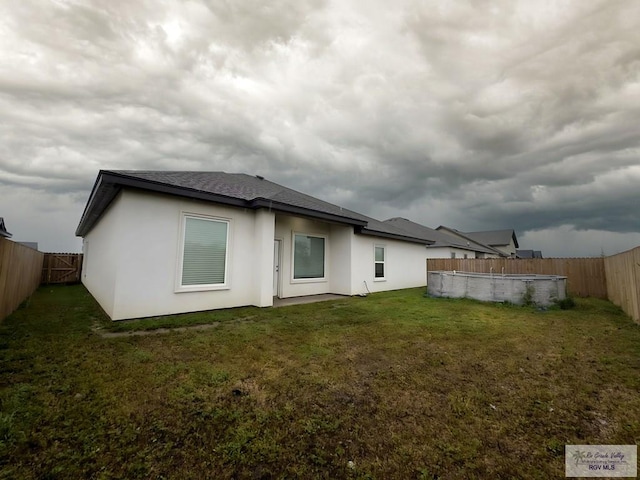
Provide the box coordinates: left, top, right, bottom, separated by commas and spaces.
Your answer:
1, 286, 639, 479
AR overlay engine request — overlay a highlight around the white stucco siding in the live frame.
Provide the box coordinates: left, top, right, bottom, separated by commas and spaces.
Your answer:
426, 247, 478, 259
93, 190, 273, 320
351, 235, 427, 295
82, 192, 125, 319
426, 247, 502, 259
253, 209, 277, 307
495, 239, 517, 256
274, 215, 335, 298
82, 188, 433, 319
329, 224, 353, 295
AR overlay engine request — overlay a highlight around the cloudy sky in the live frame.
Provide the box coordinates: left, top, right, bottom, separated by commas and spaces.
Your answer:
1, 0, 638, 256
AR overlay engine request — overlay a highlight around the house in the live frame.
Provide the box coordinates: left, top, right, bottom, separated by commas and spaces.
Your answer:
384, 218, 504, 259
76, 171, 436, 321
0, 218, 12, 238
437, 227, 519, 258
516, 249, 543, 259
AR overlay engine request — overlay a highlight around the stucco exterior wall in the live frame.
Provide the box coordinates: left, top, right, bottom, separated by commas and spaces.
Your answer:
275, 215, 337, 298
329, 224, 353, 295
87, 190, 274, 320
494, 239, 517, 257
426, 246, 476, 259
426, 247, 502, 259
82, 190, 431, 320
351, 235, 427, 295
82, 192, 124, 319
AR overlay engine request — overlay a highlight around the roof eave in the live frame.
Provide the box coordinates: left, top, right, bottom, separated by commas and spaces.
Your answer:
512, 232, 520, 248
251, 199, 368, 227
358, 227, 435, 245
75, 171, 107, 237
436, 226, 508, 257
76, 171, 370, 236
76, 171, 251, 237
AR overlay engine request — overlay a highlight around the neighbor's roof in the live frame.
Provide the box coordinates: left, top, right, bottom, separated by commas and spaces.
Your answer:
76, 170, 435, 245
0, 218, 12, 238
436, 226, 508, 256
385, 218, 501, 255
516, 249, 543, 259
461, 229, 519, 248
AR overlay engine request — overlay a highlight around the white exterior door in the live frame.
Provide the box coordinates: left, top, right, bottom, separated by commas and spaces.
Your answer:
273, 239, 281, 297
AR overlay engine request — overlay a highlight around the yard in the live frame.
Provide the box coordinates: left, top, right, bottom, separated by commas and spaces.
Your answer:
1, 286, 639, 479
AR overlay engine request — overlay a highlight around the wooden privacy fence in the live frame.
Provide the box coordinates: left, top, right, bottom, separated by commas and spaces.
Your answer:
41, 253, 83, 285
427, 257, 607, 299
0, 238, 44, 321
604, 246, 640, 323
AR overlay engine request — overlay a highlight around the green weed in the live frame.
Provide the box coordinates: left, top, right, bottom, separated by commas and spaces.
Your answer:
0, 285, 638, 479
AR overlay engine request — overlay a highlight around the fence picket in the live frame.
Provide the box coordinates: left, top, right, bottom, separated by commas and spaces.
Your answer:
0, 238, 44, 321
427, 257, 607, 298
41, 253, 83, 284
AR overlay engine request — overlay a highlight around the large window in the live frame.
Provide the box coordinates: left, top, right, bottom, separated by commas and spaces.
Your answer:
293, 234, 325, 279
180, 215, 229, 288
374, 245, 385, 280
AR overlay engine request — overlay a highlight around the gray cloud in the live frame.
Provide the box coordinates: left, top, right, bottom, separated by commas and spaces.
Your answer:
0, 0, 638, 255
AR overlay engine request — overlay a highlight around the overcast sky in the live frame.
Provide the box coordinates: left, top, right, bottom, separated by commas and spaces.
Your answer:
1, 0, 638, 256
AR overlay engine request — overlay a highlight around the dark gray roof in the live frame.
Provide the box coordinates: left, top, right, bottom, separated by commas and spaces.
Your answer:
436, 226, 508, 256
516, 249, 543, 259
357, 216, 435, 244
385, 218, 500, 254
76, 171, 434, 245
0, 218, 12, 238
462, 229, 519, 248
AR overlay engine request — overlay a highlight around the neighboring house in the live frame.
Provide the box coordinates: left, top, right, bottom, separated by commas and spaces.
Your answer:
0, 218, 12, 238
76, 170, 436, 321
17, 242, 39, 250
437, 226, 519, 257
384, 218, 503, 259
516, 249, 543, 259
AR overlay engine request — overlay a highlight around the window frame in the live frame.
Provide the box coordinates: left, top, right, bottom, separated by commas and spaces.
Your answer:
291, 231, 327, 283
374, 244, 386, 281
175, 212, 230, 293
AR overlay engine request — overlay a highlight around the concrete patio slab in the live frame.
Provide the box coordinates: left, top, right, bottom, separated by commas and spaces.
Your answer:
272, 294, 349, 308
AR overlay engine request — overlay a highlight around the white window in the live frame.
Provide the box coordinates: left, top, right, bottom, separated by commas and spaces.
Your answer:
178, 214, 229, 290
293, 233, 325, 280
374, 245, 385, 280
451, 252, 456, 259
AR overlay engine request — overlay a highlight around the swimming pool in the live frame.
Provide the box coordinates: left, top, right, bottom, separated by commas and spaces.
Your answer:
427, 271, 567, 306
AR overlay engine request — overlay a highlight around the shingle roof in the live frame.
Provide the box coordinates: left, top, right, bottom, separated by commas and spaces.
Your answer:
357, 216, 435, 244
0, 218, 12, 238
516, 249, 543, 259
76, 171, 434, 245
385, 218, 500, 254
462, 229, 519, 248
